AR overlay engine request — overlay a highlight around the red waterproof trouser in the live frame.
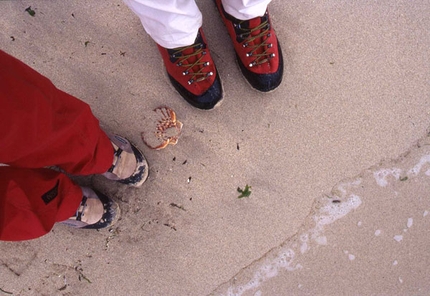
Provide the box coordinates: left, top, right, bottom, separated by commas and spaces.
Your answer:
0, 50, 113, 241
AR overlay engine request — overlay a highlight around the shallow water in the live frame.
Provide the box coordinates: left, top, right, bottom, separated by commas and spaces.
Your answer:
213, 131, 430, 296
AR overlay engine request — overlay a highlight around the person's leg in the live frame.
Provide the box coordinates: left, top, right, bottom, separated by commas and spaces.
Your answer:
0, 50, 148, 187
123, 0, 223, 110
0, 49, 149, 240
123, 0, 202, 49
0, 50, 113, 175
221, 0, 272, 20
215, 0, 283, 92
0, 167, 83, 241
0, 167, 120, 241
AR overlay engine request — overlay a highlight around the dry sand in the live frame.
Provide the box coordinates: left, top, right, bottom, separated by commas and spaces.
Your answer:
1, 1, 429, 295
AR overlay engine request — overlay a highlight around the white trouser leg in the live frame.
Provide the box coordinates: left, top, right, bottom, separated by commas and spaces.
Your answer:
123, 0, 273, 48
222, 0, 272, 20
123, 0, 202, 48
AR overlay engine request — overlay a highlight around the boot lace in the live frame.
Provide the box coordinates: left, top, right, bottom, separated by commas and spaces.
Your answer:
234, 13, 276, 68
170, 44, 213, 85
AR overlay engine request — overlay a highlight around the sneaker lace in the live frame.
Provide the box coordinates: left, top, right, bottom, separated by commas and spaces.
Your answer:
75, 196, 88, 221
171, 44, 213, 85
234, 13, 275, 68
107, 145, 122, 173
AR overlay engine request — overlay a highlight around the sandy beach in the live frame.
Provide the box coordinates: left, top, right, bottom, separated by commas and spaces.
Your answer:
1, 1, 429, 295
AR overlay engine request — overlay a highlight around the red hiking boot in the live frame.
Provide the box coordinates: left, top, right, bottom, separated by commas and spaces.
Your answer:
214, 0, 283, 92
157, 28, 223, 110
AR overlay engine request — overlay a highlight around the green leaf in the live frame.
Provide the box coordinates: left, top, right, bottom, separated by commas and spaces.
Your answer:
25, 6, 35, 16
237, 184, 252, 198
